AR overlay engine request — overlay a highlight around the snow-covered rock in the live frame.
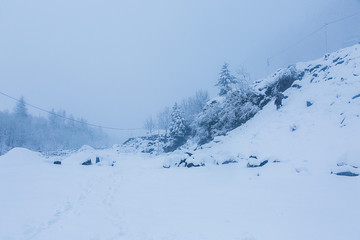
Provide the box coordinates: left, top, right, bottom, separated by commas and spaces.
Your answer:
122, 134, 167, 155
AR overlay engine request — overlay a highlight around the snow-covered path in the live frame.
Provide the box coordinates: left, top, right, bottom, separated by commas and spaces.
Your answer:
1, 148, 359, 240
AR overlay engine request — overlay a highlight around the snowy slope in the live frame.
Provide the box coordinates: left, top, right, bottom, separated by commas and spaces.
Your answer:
170, 44, 360, 176
0, 45, 360, 240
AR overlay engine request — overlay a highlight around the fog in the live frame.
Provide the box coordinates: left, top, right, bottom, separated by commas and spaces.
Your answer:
1, 0, 360, 141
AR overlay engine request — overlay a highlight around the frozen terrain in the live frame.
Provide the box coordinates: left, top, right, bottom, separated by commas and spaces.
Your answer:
1, 44, 360, 240
1, 147, 359, 240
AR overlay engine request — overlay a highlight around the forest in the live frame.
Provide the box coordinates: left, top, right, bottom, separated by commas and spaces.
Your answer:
0, 97, 108, 155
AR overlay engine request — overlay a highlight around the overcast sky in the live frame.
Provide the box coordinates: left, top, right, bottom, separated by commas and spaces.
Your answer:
1, 0, 360, 139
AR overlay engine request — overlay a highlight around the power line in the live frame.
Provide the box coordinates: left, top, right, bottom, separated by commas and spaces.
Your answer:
326, 11, 360, 25
267, 11, 360, 65
268, 24, 326, 61
0, 91, 143, 131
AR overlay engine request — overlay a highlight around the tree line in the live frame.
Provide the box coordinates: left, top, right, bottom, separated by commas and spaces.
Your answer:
0, 97, 108, 155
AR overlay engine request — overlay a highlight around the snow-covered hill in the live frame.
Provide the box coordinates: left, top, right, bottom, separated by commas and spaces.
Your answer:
0, 45, 359, 240
166, 44, 360, 176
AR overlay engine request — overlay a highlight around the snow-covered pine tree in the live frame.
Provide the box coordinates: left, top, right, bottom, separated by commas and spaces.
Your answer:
163, 103, 188, 152
14, 96, 28, 120
168, 103, 187, 140
216, 63, 238, 96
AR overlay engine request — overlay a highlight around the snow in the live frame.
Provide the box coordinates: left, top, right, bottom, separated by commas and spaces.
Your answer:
181, 44, 360, 174
1, 45, 360, 240
1, 147, 359, 240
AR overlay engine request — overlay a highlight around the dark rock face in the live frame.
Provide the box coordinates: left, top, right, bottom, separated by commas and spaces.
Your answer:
292, 84, 302, 89
178, 159, 187, 167
333, 57, 340, 63
320, 66, 329, 72
96, 157, 100, 163
309, 64, 322, 73
82, 159, 92, 165
222, 159, 238, 165
173, 158, 205, 168
335, 60, 345, 66
53, 161, 61, 165
334, 171, 359, 177
306, 101, 313, 107
187, 163, 202, 168
247, 160, 268, 168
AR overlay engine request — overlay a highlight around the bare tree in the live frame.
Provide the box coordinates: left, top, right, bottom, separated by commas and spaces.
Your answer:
235, 65, 252, 94
144, 116, 156, 134
180, 89, 209, 123
157, 107, 171, 136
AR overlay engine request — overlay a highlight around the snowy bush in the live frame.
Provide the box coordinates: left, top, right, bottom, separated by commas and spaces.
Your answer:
192, 89, 261, 145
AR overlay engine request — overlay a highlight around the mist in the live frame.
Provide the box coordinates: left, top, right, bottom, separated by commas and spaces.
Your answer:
1, 0, 360, 142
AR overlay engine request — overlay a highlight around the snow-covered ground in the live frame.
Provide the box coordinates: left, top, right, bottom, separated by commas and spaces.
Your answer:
1, 45, 360, 240
1, 147, 359, 240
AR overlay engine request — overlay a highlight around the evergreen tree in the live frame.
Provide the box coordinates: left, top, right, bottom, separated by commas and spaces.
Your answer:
168, 103, 187, 139
216, 63, 237, 96
14, 96, 28, 120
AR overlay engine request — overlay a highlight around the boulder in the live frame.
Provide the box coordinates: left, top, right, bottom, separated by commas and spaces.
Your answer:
82, 159, 92, 165
334, 171, 359, 177
185, 152, 193, 156
222, 159, 238, 165
53, 161, 61, 165
291, 83, 302, 89
187, 162, 204, 168
247, 160, 268, 168
178, 159, 187, 167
